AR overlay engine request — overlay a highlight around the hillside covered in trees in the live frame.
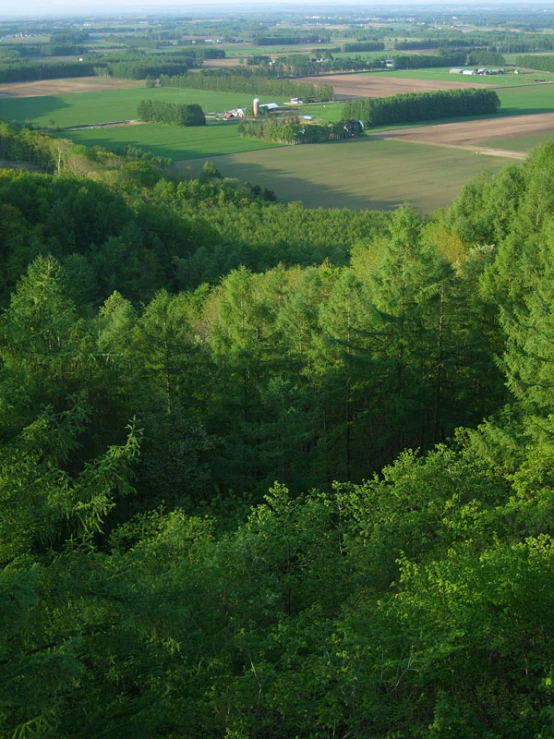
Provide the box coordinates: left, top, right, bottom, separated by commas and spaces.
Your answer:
3, 125, 554, 737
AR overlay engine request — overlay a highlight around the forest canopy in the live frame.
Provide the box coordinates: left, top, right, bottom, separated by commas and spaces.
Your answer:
3, 121, 554, 737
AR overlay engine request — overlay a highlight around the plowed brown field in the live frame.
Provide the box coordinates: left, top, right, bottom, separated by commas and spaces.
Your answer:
381, 112, 554, 148
0, 77, 143, 98
295, 73, 494, 100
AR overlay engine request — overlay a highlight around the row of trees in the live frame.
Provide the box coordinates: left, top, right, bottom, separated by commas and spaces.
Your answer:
0, 59, 96, 84
238, 117, 364, 144
136, 100, 206, 126
390, 51, 468, 69
342, 41, 385, 52
0, 49, 226, 84
515, 53, 554, 71
160, 71, 334, 101
343, 88, 500, 127
253, 34, 331, 45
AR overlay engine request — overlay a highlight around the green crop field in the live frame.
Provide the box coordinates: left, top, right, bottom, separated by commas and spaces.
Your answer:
479, 133, 554, 152
0, 87, 283, 128
369, 68, 554, 85
179, 137, 513, 212
496, 83, 554, 115
58, 121, 282, 159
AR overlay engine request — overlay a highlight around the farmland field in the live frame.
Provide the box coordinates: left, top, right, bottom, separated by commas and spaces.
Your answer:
495, 84, 554, 115
58, 122, 282, 159
295, 72, 497, 101
0, 86, 282, 128
478, 133, 554, 152
374, 68, 554, 85
381, 112, 554, 148
178, 137, 513, 212
0, 77, 145, 98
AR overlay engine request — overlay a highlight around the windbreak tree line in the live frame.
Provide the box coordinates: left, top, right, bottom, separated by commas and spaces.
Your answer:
136, 100, 206, 126
516, 53, 554, 71
5, 128, 554, 736
239, 117, 364, 144
342, 40, 385, 52
160, 70, 334, 101
343, 87, 500, 127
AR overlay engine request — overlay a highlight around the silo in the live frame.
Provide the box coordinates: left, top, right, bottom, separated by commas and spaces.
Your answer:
253, 98, 260, 117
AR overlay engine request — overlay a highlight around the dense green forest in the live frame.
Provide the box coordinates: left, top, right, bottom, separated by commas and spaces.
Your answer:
4, 120, 554, 737
342, 88, 500, 127
136, 100, 206, 126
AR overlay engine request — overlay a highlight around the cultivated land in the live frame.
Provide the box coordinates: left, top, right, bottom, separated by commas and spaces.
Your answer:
479, 133, 554, 152
377, 68, 554, 86
0, 77, 144, 98
178, 137, 513, 212
381, 112, 554, 150
59, 122, 282, 159
295, 73, 496, 100
0, 87, 279, 128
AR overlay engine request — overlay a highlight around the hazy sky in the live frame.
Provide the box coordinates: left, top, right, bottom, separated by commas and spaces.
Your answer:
3, 0, 545, 19
2, 0, 553, 19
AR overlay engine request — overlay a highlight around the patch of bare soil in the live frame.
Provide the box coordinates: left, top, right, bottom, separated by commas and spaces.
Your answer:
202, 58, 242, 67
65, 119, 148, 131
381, 112, 554, 148
295, 73, 495, 101
0, 77, 144, 98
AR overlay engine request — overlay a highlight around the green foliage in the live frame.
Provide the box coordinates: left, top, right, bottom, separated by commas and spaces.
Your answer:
7, 125, 554, 737
160, 70, 334, 102
516, 53, 554, 72
343, 87, 500, 127
137, 99, 206, 126
239, 117, 364, 144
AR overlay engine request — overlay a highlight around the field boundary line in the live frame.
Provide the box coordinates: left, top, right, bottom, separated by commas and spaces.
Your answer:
376, 135, 526, 159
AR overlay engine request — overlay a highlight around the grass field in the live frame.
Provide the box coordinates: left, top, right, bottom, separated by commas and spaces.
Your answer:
496, 83, 554, 115
0, 87, 282, 128
58, 122, 282, 159
369, 68, 554, 86
178, 137, 513, 212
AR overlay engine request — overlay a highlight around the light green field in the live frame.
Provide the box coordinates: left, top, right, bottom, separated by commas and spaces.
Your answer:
58, 122, 282, 159
369, 68, 554, 85
496, 83, 554, 115
479, 133, 554, 152
0, 87, 283, 128
179, 137, 513, 212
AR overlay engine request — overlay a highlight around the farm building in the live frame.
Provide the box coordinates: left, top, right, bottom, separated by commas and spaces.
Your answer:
223, 108, 246, 119
290, 97, 303, 104
462, 69, 477, 75
449, 68, 464, 74
260, 103, 280, 112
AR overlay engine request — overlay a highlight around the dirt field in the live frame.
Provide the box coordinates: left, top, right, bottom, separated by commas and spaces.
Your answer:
202, 58, 243, 67
381, 112, 554, 150
295, 74, 495, 100
0, 77, 144, 98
